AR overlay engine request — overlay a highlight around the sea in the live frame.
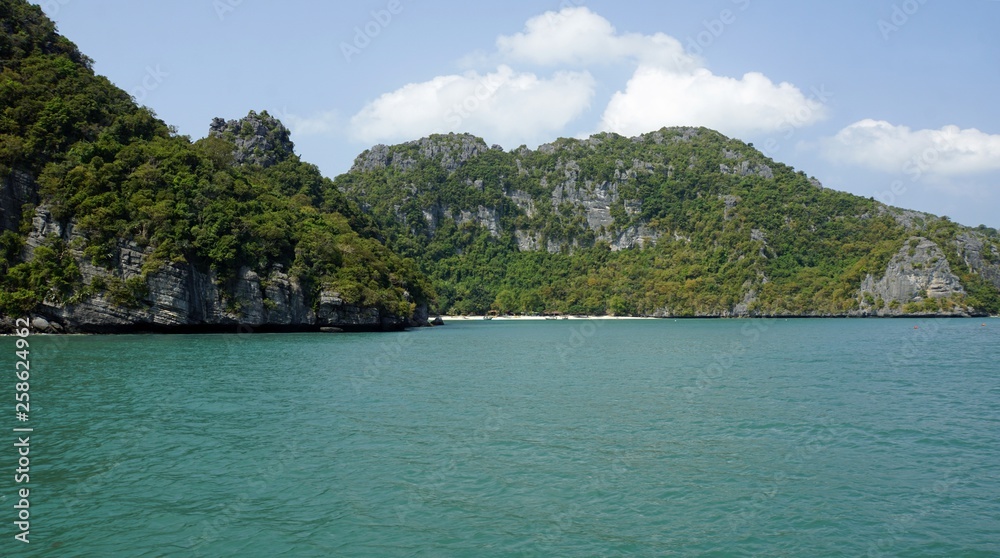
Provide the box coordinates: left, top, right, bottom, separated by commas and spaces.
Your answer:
3, 318, 999, 557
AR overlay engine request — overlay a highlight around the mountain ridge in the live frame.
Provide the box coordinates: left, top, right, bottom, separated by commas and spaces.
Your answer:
337, 129, 1000, 317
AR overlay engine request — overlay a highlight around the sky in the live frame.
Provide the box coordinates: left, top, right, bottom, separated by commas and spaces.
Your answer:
39, 0, 1000, 228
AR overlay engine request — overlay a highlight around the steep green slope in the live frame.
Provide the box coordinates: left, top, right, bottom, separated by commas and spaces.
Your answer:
339, 131, 1000, 317
0, 0, 431, 327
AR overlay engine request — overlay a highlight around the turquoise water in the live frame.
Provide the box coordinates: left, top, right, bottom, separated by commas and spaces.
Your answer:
3, 319, 999, 556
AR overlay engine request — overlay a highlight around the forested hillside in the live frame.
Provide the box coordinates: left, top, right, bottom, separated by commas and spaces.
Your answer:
339, 131, 1000, 317
0, 0, 431, 331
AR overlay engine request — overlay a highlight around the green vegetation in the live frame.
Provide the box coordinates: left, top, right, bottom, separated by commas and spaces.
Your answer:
339, 131, 999, 316
0, 0, 430, 318
2, 0, 997, 322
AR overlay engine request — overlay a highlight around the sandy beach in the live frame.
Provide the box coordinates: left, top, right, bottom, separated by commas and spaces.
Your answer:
439, 315, 658, 321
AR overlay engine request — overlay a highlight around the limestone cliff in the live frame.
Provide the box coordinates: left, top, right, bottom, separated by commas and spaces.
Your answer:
349, 133, 666, 254
857, 237, 971, 316
339, 129, 1000, 317
208, 110, 294, 168
956, 233, 1000, 291
0, 168, 35, 232
3, 205, 421, 333
0, 112, 428, 333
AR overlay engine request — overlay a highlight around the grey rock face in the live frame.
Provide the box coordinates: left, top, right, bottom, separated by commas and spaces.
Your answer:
551, 180, 620, 231
515, 230, 543, 252
13, 206, 413, 333
505, 188, 536, 218
1, 168, 37, 232
956, 233, 1000, 290
719, 160, 773, 179
610, 224, 659, 251
209, 110, 294, 168
638, 127, 700, 144
544, 159, 659, 252
858, 237, 966, 315
351, 133, 489, 173
876, 204, 936, 229
352, 144, 392, 172
316, 291, 378, 326
457, 206, 501, 238
422, 135, 489, 172
721, 195, 740, 221
730, 291, 757, 317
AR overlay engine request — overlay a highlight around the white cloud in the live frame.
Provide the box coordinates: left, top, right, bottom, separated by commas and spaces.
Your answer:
821, 119, 1000, 177
496, 7, 825, 139
349, 7, 827, 145
495, 7, 699, 72
599, 66, 827, 138
349, 65, 595, 147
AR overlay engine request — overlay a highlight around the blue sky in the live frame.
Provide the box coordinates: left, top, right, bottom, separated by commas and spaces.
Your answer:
40, 0, 1000, 228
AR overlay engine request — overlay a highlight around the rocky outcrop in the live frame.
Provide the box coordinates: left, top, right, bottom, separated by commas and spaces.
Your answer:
719, 160, 773, 179
875, 204, 937, 230
352, 134, 672, 253
457, 206, 501, 238
7, 206, 423, 333
505, 188, 536, 218
720, 195, 740, 220
351, 133, 490, 173
0, 167, 37, 232
956, 233, 1000, 290
857, 237, 969, 316
610, 224, 659, 251
552, 178, 627, 232
209, 110, 294, 168
638, 127, 701, 144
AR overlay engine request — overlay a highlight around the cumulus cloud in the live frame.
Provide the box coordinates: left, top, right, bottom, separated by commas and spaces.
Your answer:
599, 66, 827, 138
349, 65, 595, 147
821, 119, 1000, 177
349, 7, 826, 144
496, 7, 825, 138
495, 7, 699, 71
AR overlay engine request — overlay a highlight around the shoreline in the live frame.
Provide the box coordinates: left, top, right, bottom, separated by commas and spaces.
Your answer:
440, 315, 658, 321
438, 314, 1000, 322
